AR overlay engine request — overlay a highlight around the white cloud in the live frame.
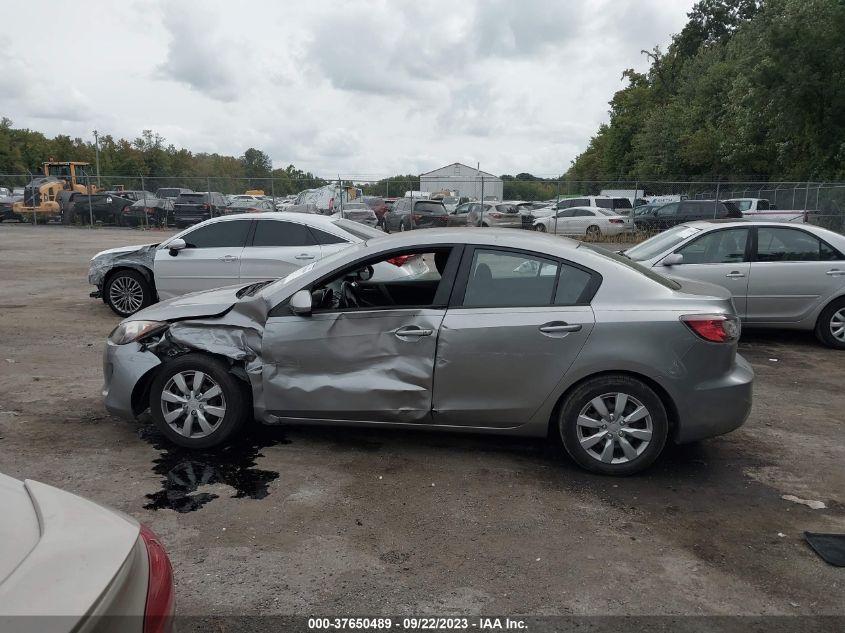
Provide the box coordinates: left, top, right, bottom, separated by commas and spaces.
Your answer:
2, 0, 694, 177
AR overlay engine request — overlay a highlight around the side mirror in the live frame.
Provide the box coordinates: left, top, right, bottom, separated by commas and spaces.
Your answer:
290, 289, 313, 316
168, 238, 186, 256
661, 253, 684, 266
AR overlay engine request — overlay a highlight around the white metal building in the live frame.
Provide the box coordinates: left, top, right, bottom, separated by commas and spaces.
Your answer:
419, 162, 503, 201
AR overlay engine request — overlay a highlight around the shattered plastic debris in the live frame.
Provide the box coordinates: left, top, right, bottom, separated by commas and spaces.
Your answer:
781, 494, 826, 510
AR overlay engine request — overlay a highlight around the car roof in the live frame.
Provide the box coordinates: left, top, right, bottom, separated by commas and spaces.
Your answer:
681, 220, 844, 242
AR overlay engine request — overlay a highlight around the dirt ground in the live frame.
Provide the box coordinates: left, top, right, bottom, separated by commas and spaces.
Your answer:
0, 224, 843, 618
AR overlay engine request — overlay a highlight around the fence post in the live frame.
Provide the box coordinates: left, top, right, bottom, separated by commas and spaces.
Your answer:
271, 177, 275, 209
714, 181, 720, 218
479, 177, 485, 226
87, 175, 95, 227
816, 182, 824, 213
803, 180, 810, 211
555, 179, 560, 234
141, 176, 148, 229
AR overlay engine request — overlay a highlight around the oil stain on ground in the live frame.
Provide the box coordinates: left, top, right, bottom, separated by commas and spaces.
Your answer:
140, 424, 290, 513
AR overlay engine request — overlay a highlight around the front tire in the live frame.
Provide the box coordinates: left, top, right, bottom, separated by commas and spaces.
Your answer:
149, 354, 250, 449
586, 225, 601, 240
399, 221, 407, 232
104, 269, 154, 317
558, 375, 668, 475
535, 224, 546, 232
815, 297, 845, 349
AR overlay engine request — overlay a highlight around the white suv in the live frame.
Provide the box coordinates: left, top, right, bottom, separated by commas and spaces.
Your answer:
550, 195, 634, 214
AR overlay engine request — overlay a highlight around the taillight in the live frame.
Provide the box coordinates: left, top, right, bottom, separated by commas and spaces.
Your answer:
413, 214, 425, 222
140, 525, 175, 633
144, 207, 155, 214
489, 212, 503, 218
200, 203, 209, 210
387, 255, 413, 267
681, 314, 740, 343
609, 218, 624, 224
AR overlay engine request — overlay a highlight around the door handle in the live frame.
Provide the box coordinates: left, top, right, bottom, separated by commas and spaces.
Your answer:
539, 323, 582, 333
295, 254, 316, 260
218, 255, 239, 262
825, 269, 845, 276
725, 271, 745, 278
395, 326, 433, 338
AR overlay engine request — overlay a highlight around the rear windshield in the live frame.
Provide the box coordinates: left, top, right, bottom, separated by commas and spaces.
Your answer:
157, 189, 182, 197
581, 244, 681, 291
624, 224, 702, 261
414, 201, 447, 214
332, 218, 385, 240
177, 193, 207, 202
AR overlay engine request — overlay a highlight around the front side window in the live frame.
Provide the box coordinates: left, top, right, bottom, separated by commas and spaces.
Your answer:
676, 228, 749, 264
309, 248, 454, 312
756, 227, 840, 262
182, 220, 251, 248
253, 220, 317, 247
462, 249, 559, 307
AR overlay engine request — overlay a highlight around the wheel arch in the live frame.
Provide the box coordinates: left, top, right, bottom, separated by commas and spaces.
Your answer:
131, 350, 253, 416
546, 369, 679, 440
103, 265, 157, 302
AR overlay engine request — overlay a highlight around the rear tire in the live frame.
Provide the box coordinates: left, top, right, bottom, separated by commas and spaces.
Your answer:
149, 353, 250, 449
399, 221, 407, 232
815, 297, 845, 349
104, 269, 154, 317
535, 224, 546, 232
558, 374, 668, 476
586, 225, 601, 240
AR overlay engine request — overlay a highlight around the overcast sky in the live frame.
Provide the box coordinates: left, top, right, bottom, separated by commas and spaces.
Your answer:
2, 0, 693, 178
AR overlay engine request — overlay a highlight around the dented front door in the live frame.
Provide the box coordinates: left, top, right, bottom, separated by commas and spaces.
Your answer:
261, 308, 445, 423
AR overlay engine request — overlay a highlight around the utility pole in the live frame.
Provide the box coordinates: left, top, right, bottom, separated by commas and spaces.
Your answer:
93, 130, 101, 187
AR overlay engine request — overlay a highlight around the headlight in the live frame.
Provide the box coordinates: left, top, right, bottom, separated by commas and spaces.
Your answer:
108, 320, 168, 345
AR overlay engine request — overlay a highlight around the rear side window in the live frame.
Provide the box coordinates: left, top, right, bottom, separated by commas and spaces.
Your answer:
463, 250, 558, 307
595, 199, 613, 209
555, 263, 594, 305
310, 227, 348, 245
756, 227, 842, 262
253, 220, 317, 247
183, 220, 251, 248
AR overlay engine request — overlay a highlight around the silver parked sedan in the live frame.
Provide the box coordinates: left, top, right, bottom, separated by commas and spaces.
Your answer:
102, 229, 753, 475
0, 472, 174, 632
622, 221, 845, 348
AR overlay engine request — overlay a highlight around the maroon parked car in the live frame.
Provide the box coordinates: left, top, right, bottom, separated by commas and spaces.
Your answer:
362, 196, 389, 227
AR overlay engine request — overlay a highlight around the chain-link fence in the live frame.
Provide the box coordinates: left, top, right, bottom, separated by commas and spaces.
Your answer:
2, 173, 843, 236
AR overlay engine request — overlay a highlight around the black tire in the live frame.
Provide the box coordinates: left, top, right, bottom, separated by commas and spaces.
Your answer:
104, 269, 154, 317
586, 225, 601, 240
399, 221, 407, 232
481, 222, 489, 228
149, 353, 250, 449
815, 297, 845, 349
558, 374, 668, 476
535, 224, 546, 232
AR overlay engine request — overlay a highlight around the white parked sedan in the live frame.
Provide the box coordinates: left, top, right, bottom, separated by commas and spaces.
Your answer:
89, 212, 425, 317
533, 206, 635, 238
622, 220, 845, 348
0, 472, 174, 632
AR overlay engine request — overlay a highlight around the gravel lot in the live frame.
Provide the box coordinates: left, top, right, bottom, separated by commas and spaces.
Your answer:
1, 224, 843, 618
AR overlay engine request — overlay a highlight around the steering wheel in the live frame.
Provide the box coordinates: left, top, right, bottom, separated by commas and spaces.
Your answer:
339, 281, 360, 309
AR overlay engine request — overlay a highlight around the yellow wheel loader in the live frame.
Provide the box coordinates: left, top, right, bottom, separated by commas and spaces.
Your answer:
12, 161, 101, 222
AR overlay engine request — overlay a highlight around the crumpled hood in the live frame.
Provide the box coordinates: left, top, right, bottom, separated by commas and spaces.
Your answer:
127, 283, 247, 322
92, 243, 158, 260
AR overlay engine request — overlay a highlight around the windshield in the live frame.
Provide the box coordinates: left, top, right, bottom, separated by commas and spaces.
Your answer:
624, 224, 702, 261
332, 218, 385, 239
733, 200, 752, 212
581, 244, 681, 290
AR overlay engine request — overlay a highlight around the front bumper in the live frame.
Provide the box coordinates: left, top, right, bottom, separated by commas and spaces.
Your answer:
669, 353, 754, 444
102, 341, 162, 419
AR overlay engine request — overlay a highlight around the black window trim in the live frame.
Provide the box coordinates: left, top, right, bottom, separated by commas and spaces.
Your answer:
448, 245, 602, 310
246, 217, 321, 248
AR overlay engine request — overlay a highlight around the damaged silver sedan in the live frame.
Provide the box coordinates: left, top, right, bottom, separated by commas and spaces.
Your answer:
103, 229, 753, 475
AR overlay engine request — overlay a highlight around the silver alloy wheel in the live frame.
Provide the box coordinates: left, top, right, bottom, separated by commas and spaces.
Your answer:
399, 222, 406, 232
831, 308, 845, 342
576, 392, 653, 464
109, 275, 145, 314
160, 370, 227, 439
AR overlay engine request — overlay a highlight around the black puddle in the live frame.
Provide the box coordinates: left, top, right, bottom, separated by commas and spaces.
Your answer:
140, 425, 290, 513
